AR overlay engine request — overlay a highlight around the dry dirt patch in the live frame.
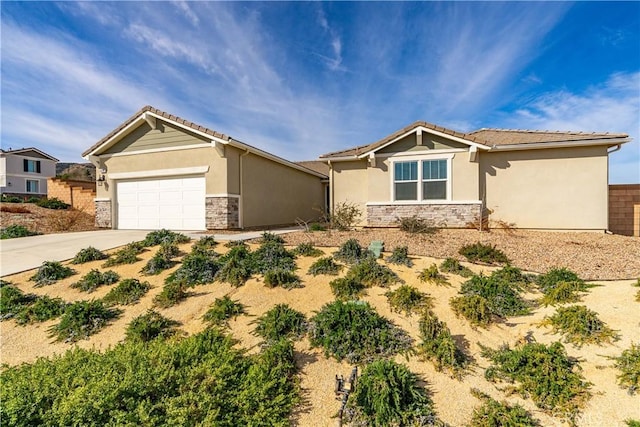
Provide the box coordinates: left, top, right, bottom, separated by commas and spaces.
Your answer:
1, 202, 98, 234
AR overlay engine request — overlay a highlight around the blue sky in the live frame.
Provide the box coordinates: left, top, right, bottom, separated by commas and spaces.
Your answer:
2, 1, 639, 183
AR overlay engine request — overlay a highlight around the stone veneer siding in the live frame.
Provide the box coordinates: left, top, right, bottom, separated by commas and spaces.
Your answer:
206, 196, 239, 229
367, 203, 483, 228
95, 200, 112, 228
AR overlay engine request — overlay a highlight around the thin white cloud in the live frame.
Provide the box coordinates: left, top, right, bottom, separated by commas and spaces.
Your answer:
172, 0, 200, 26
315, 6, 344, 71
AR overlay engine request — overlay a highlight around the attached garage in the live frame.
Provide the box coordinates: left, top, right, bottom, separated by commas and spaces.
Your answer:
116, 176, 205, 230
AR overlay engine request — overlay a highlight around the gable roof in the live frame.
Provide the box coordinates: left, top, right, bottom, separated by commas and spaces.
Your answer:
320, 121, 630, 159
295, 160, 330, 176
0, 147, 59, 162
83, 105, 327, 179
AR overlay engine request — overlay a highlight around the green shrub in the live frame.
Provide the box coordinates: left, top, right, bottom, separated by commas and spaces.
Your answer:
334, 238, 369, 264
459, 273, 530, 318
440, 257, 473, 278
102, 242, 144, 267
29, 261, 76, 287
153, 281, 189, 308
250, 240, 296, 273
626, 420, 640, 427
168, 251, 220, 286
71, 269, 120, 293
215, 245, 253, 286
15, 296, 67, 325
611, 343, 640, 395
418, 310, 467, 376
482, 341, 591, 420
260, 231, 285, 244
308, 256, 342, 276
252, 304, 307, 342
540, 281, 592, 306
329, 276, 366, 301
450, 295, 492, 327
263, 269, 301, 289
1, 195, 23, 203
469, 389, 538, 427
203, 295, 246, 327
26, 196, 40, 203
125, 310, 179, 342
157, 242, 181, 259
385, 285, 432, 316
540, 305, 619, 347
386, 245, 413, 267
345, 359, 439, 427
140, 245, 179, 276
0, 328, 299, 425
49, 300, 120, 342
70, 246, 108, 264
36, 197, 69, 210
142, 229, 190, 246
309, 222, 326, 231
459, 242, 509, 265
0, 285, 36, 320
292, 242, 323, 257
0, 225, 41, 239
329, 201, 361, 230
418, 264, 451, 286
0, 279, 11, 287
309, 300, 412, 363
102, 279, 151, 306
191, 236, 218, 253
345, 257, 401, 287
536, 267, 583, 294
397, 215, 437, 234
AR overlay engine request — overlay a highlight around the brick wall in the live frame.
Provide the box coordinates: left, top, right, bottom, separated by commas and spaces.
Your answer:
367, 203, 483, 228
47, 178, 96, 214
609, 184, 640, 236
206, 196, 240, 229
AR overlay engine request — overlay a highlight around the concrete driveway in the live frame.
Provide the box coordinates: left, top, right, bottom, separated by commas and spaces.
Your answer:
0, 227, 302, 277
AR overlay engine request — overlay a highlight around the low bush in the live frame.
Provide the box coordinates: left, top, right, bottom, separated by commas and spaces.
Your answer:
329, 201, 361, 231
252, 304, 307, 342
48, 300, 120, 342
450, 295, 492, 327
71, 269, 120, 293
539, 305, 619, 347
440, 257, 473, 277
469, 389, 539, 427
263, 269, 301, 289
36, 197, 69, 210
397, 215, 437, 234
418, 310, 467, 376
536, 267, 584, 294
292, 242, 323, 257
0, 285, 36, 320
203, 295, 246, 327
140, 244, 179, 276
334, 238, 369, 264
385, 285, 432, 316
309, 300, 412, 363
540, 281, 592, 306
15, 296, 67, 325
215, 246, 252, 286
386, 246, 413, 267
309, 222, 326, 231
0, 195, 23, 203
308, 256, 342, 276
102, 242, 144, 267
142, 229, 190, 246
459, 242, 509, 265
102, 278, 151, 306
329, 276, 366, 301
346, 359, 440, 427
0, 225, 41, 239
125, 310, 179, 342
191, 236, 218, 253
153, 281, 189, 308
418, 264, 451, 286
611, 343, 640, 395
251, 239, 296, 274
29, 261, 76, 287
482, 341, 591, 420
626, 420, 640, 427
168, 251, 220, 286
71, 246, 108, 264
345, 257, 402, 288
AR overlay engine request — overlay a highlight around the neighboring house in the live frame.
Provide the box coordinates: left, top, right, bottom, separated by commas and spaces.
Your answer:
0, 148, 58, 197
82, 106, 327, 231
320, 121, 630, 231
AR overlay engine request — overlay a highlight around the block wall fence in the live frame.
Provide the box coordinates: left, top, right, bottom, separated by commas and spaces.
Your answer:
609, 184, 640, 237
47, 178, 96, 215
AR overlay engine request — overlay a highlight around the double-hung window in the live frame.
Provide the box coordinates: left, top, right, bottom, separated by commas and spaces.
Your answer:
26, 180, 39, 193
24, 159, 41, 173
393, 158, 449, 201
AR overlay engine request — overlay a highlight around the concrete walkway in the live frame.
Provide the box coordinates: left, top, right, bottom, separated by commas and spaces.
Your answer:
0, 227, 302, 277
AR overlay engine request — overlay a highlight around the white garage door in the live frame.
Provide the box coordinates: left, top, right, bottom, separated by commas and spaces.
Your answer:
116, 176, 206, 230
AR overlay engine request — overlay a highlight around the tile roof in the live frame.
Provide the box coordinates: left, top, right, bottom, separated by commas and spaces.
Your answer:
0, 147, 59, 161
295, 160, 330, 176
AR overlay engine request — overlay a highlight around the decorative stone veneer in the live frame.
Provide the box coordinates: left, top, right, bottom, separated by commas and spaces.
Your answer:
95, 200, 112, 228
367, 203, 483, 228
206, 196, 240, 229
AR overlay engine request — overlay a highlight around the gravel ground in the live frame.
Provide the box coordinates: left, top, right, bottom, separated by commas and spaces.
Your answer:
279, 228, 640, 280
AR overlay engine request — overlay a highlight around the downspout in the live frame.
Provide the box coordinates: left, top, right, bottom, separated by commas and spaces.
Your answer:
605, 144, 622, 234
239, 149, 250, 229
328, 160, 334, 218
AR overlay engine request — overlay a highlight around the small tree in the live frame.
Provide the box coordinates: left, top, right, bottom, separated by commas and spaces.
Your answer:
329, 201, 362, 230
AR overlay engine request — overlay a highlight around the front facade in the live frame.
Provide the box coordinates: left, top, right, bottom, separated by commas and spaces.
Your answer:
321, 122, 630, 231
0, 148, 58, 197
82, 106, 326, 231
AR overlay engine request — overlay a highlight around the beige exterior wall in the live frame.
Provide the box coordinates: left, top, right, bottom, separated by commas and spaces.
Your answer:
241, 153, 325, 228
331, 160, 370, 225
480, 146, 609, 230
103, 122, 204, 154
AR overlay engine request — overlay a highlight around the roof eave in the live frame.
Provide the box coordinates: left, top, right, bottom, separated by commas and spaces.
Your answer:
488, 137, 631, 151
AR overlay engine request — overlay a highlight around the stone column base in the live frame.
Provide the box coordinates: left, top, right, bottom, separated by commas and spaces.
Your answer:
366, 203, 483, 228
206, 196, 240, 229
95, 200, 112, 228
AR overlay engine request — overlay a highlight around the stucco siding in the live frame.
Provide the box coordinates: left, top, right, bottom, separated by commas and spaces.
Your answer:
481, 146, 609, 230
332, 160, 369, 226
377, 132, 467, 154
241, 153, 324, 228
103, 122, 206, 154
451, 153, 479, 200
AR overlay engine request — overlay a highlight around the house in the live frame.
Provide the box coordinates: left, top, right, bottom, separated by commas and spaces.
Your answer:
0, 147, 58, 198
82, 106, 327, 231
320, 121, 630, 231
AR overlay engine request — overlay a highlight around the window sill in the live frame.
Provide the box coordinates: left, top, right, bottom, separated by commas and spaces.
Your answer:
366, 200, 482, 206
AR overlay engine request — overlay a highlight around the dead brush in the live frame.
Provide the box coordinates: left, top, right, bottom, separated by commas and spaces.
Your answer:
44, 208, 86, 232
1, 205, 31, 214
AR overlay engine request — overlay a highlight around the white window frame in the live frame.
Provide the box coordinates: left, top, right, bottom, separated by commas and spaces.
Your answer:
393, 160, 419, 201
390, 153, 453, 202
24, 159, 40, 173
26, 179, 39, 193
